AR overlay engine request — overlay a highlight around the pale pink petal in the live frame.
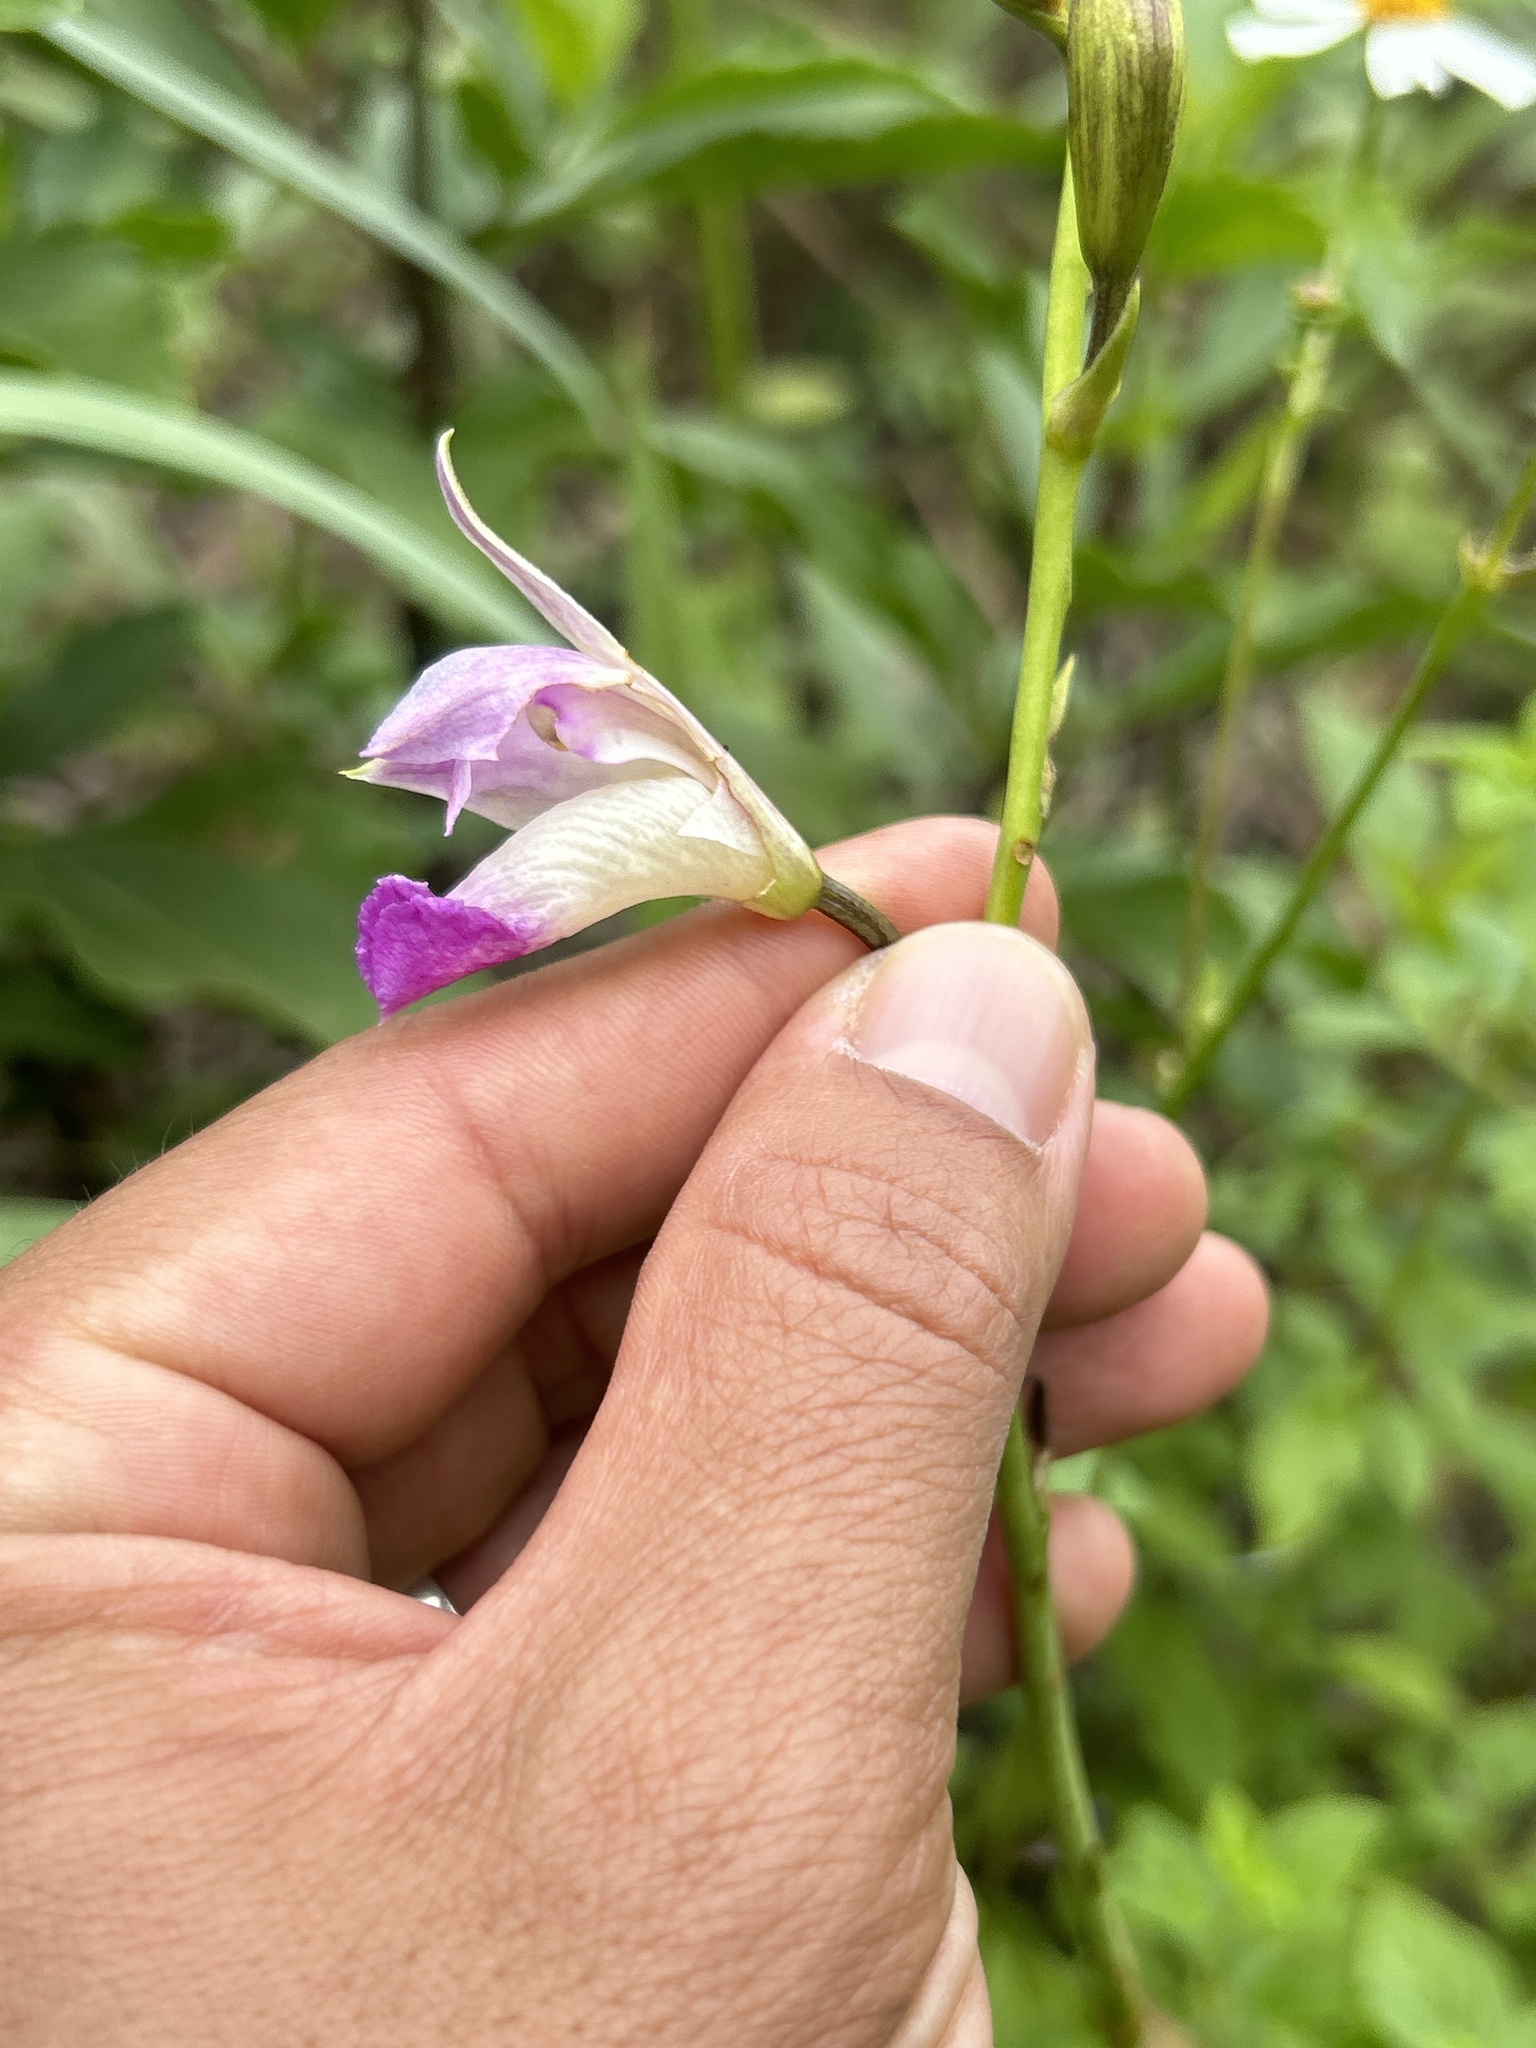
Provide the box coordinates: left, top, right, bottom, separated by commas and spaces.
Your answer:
360, 646, 701, 833
534, 681, 713, 781
1366, 20, 1451, 95
1432, 17, 1536, 107
446, 758, 474, 832
436, 432, 628, 666
364, 644, 619, 766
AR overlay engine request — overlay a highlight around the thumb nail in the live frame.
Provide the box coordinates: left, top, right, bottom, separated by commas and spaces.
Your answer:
850, 923, 1089, 1147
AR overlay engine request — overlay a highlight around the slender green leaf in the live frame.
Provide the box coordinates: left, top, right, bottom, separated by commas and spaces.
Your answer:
0, 825, 376, 1041
0, 372, 536, 638
1148, 172, 1323, 277
43, 13, 611, 432
0, 606, 191, 776
511, 58, 1056, 227
0, 230, 176, 393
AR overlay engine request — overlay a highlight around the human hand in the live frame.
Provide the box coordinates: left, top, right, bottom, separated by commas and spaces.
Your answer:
0, 816, 1266, 2046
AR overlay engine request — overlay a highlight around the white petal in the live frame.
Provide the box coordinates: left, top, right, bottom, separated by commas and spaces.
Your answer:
1365, 20, 1452, 96
676, 778, 766, 857
1229, 11, 1359, 59
453, 774, 775, 941
1249, 0, 1361, 28
436, 432, 630, 667
1431, 17, 1536, 108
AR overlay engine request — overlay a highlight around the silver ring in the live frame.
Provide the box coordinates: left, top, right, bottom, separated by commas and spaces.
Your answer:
408, 1574, 459, 1615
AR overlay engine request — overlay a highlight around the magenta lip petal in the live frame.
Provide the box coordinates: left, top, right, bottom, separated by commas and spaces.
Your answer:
357, 875, 539, 1017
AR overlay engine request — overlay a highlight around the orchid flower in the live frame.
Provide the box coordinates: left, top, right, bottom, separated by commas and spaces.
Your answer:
1227, 0, 1536, 106
352, 434, 824, 1016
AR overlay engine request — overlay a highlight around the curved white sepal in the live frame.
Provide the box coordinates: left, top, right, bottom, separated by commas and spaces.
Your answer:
452, 773, 776, 940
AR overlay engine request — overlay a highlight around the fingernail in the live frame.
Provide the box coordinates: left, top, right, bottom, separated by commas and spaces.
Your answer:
850, 923, 1089, 1146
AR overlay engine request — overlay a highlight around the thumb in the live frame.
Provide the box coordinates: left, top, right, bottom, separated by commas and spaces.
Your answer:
455, 923, 1093, 2047
594, 919, 1095, 1682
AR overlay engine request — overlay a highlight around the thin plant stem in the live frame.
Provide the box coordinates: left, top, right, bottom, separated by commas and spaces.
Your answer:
1177, 296, 1339, 1031
398, 0, 453, 433
997, 1402, 1145, 2047
1177, 100, 1379, 1032
667, 0, 758, 407
985, 165, 1092, 928
984, 164, 1149, 2045
696, 198, 759, 407
397, 0, 453, 669
1163, 441, 1536, 1117
814, 876, 900, 950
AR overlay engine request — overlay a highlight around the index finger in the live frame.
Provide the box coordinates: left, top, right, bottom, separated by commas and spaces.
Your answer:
0, 819, 1056, 1483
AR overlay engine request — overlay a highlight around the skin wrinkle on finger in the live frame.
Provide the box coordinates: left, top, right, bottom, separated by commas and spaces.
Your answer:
886, 1868, 984, 2048
352, 1341, 549, 1589
0, 822, 1050, 1458
412, 1110, 1211, 1591
355, 1248, 643, 1582
0, 819, 1081, 1582
0, 1342, 367, 1574
426, 1577, 966, 2048
448, 980, 1093, 1749
410, 938, 1094, 2048
0, 818, 1275, 2048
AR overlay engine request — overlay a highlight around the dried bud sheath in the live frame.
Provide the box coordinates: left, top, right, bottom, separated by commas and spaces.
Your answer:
1068, 0, 1185, 361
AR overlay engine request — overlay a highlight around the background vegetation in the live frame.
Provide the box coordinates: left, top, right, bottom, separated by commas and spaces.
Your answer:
3, 0, 1536, 2037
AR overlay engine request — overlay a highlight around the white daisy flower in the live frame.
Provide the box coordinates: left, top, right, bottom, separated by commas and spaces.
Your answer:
1227, 0, 1536, 107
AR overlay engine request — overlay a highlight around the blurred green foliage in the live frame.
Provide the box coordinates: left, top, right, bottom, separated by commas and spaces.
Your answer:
3, 0, 1536, 2037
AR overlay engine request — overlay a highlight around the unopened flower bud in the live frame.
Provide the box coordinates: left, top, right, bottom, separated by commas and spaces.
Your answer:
1068, 0, 1185, 360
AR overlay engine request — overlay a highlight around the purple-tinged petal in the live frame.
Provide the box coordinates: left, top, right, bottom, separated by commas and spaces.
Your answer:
357, 875, 541, 1017
445, 758, 473, 834
363, 645, 620, 765
436, 433, 630, 667
532, 681, 712, 780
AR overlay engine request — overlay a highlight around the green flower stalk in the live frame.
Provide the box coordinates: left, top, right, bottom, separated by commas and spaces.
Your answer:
984, 0, 1186, 2038
1069, 0, 1186, 363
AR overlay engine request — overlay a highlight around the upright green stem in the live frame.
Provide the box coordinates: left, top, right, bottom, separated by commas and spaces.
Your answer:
998, 1408, 1144, 2046
1177, 291, 1339, 1031
985, 165, 1148, 2046
985, 166, 1092, 928
695, 199, 759, 407
667, 0, 758, 407
1178, 100, 1377, 1033
397, 0, 452, 668
1163, 441, 1536, 1117
398, 0, 453, 433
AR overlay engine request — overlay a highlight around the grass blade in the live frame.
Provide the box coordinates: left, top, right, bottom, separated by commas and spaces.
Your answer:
44, 13, 611, 435
0, 371, 538, 639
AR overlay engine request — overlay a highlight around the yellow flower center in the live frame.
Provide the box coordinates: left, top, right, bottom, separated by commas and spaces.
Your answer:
1362, 0, 1448, 19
